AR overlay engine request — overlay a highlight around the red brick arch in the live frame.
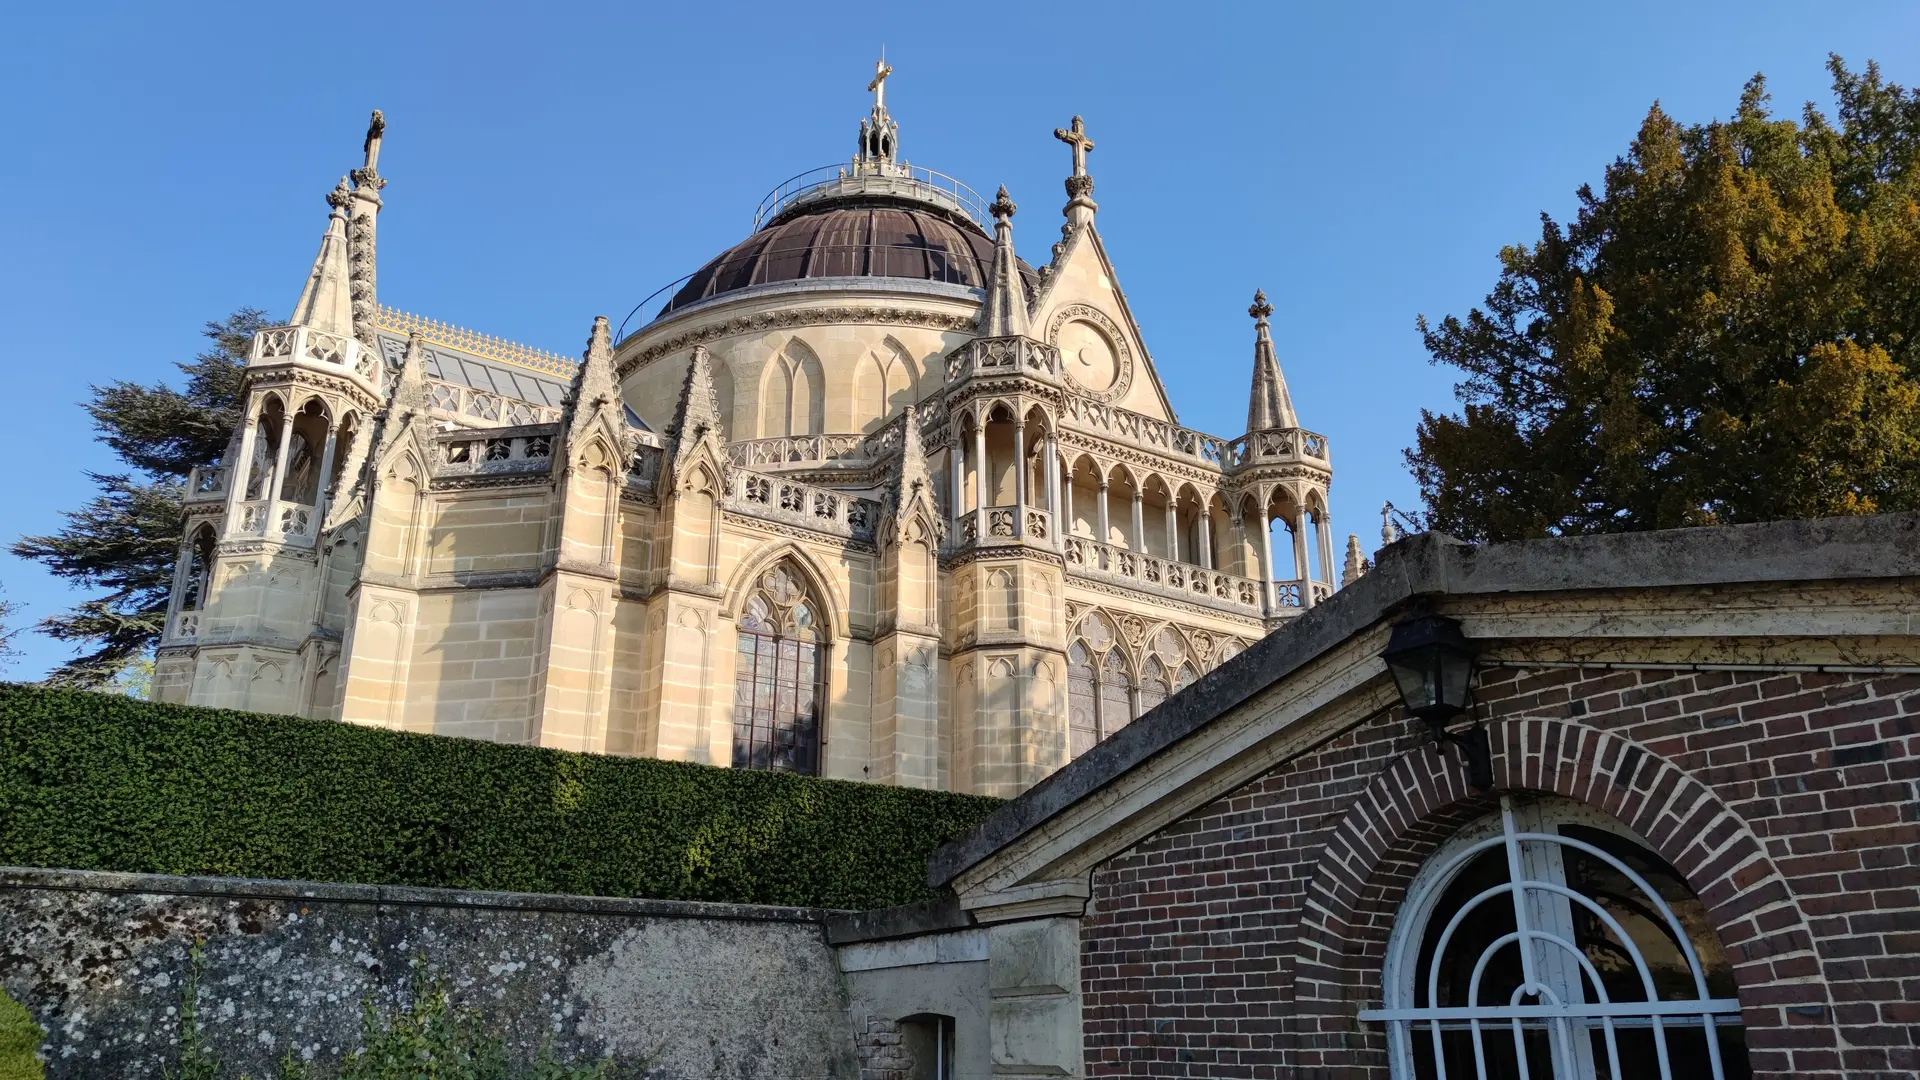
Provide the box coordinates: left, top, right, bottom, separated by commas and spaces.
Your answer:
1287, 715, 1838, 1077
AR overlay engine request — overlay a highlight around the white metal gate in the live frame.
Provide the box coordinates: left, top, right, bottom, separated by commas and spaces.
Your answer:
1358, 797, 1745, 1080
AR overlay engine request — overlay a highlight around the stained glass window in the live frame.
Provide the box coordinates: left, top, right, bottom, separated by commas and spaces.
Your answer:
732, 567, 822, 774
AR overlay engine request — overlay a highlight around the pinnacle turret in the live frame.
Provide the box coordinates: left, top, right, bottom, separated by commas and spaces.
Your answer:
389, 332, 430, 416
667, 345, 727, 484
978, 186, 1030, 338
567, 316, 622, 444
287, 180, 356, 339
1245, 289, 1299, 432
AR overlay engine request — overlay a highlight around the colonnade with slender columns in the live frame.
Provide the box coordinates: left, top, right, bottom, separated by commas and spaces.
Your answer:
221, 394, 347, 544
948, 407, 1066, 548
943, 414, 1338, 616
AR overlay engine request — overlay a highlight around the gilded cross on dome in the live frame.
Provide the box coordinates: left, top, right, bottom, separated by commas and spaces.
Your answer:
1054, 115, 1095, 178
868, 54, 892, 111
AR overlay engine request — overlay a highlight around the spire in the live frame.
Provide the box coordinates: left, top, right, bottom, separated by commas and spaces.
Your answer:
1053, 115, 1097, 226
347, 110, 387, 351
856, 55, 899, 168
978, 186, 1030, 338
1245, 290, 1299, 431
288, 179, 356, 338
667, 345, 726, 482
1341, 534, 1370, 586
389, 332, 430, 416
567, 316, 622, 443
888, 405, 944, 545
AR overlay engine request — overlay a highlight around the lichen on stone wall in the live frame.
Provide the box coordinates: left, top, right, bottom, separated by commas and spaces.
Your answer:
0, 870, 859, 1080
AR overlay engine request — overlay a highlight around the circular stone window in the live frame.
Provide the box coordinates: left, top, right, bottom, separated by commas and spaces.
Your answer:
1049, 305, 1133, 402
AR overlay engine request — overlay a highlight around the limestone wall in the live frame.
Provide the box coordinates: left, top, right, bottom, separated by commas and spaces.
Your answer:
0, 866, 860, 1079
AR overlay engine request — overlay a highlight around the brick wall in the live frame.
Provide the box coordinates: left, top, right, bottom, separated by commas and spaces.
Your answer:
1080, 666, 1920, 1079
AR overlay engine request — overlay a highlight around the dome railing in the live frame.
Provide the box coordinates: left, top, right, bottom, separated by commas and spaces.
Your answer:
753, 163, 988, 232
618, 240, 993, 341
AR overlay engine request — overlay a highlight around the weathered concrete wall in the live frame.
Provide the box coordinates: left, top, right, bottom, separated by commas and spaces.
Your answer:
0, 867, 860, 1079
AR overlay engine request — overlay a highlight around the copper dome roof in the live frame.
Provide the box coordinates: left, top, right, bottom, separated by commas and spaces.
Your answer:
662, 197, 1036, 315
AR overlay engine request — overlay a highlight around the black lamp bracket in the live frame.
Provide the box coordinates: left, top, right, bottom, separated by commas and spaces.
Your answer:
1427, 720, 1494, 791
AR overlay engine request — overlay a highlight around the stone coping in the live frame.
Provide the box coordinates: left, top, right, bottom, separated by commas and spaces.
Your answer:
0, 865, 848, 924
927, 512, 1920, 886
823, 894, 974, 945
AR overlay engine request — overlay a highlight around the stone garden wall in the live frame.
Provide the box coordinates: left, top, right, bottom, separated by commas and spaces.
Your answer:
0, 866, 860, 1078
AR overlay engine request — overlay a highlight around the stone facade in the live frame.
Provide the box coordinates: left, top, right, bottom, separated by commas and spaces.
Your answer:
151, 77, 1343, 797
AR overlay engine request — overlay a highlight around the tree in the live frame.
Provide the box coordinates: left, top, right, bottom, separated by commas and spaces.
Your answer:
1409, 57, 1920, 541
12, 310, 265, 687
0, 586, 22, 674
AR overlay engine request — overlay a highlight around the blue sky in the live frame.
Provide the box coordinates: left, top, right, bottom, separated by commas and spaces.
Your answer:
3, 2, 1917, 680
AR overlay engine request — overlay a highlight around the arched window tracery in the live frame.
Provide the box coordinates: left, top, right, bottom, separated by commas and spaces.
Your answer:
1064, 612, 1136, 758
731, 564, 824, 774
1363, 796, 1749, 1080
180, 525, 216, 612
1068, 642, 1098, 758
1138, 657, 1170, 717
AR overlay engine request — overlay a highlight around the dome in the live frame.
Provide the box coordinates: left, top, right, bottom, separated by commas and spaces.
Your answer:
660, 196, 1037, 316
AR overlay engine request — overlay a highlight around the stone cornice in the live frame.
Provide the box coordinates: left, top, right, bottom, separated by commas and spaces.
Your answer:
617, 305, 980, 379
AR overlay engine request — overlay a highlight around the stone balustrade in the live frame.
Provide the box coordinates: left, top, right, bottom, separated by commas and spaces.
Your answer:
185, 466, 229, 505
957, 506, 1054, 546
945, 337, 1061, 384
629, 444, 663, 492
228, 499, 317, 546
728, 470, 878, 543
424, 380, 561, 427
249, 325, 380, 383
435, 427, 556, 479
1222, 426, 1331, 470
1058, 396, 1233, 469
725, 434, 867, 470
1065, 535, 1264, 612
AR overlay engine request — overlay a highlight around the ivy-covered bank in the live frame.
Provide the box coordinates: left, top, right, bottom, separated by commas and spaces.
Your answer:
0, 685, 998, 909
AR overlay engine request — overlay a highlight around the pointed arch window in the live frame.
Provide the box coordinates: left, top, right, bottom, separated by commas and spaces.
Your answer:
732, 565, 823, 774
1068, 642, 1099, 758
1362, 796, 1749, 1080
1138, 657, 1171, 718
180, 525, 217, 611
1066, 615, 1139, 758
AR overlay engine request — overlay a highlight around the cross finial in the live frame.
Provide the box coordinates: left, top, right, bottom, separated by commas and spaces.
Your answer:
363, 110, 385, 172
1249, 289, 1274, 323
352, 109, 388, 193
868, 52, 893, 111
1054, 115, 1095, 177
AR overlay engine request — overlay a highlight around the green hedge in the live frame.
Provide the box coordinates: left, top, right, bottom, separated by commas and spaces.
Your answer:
0, 685, 999, 910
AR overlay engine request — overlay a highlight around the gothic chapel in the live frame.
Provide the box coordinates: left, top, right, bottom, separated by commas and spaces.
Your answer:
154, 65, 1350, 796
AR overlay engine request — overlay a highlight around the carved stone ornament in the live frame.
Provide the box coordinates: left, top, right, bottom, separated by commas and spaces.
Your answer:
1048, 304, 1133, 403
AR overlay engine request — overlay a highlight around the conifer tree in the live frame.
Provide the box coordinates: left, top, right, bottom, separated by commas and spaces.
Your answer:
12, 310, 266, 686
1409, 57, 1920, 541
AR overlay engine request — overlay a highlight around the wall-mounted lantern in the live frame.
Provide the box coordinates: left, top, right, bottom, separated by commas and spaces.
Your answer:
1380, 612, 1492, 790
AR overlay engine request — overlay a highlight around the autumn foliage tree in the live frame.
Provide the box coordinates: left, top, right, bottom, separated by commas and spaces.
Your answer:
1410, 57, 1920, 541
